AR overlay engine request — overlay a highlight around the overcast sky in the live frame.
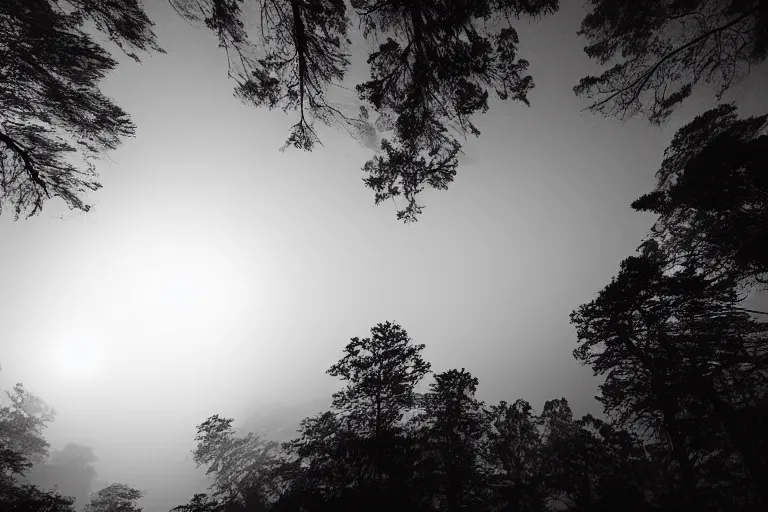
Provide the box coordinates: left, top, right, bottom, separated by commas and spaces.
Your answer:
1, 2, 767, 512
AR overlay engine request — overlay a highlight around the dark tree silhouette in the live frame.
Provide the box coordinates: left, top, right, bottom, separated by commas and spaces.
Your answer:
3, 0, 561, 221
0, 0, 162, 218
571, 242, 768, 509
326, 321, 430, 483
575, 0, 768, 123
352, 0, 558, 221
170, 0, 559, 221
413, 368, 486, 512
539, 400, 651, 511
0, 480, 76, 512
83, 483, 144, 512
279, 411, 374, 510
481, 399, 546, 512
631, 104, 768, 287
169, 0, 352, 152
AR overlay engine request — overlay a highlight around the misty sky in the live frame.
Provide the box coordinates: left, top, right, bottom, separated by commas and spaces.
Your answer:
1, 2, 767, 512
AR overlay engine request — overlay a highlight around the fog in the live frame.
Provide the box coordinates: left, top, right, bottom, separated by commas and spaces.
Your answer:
1, 1, 767, 511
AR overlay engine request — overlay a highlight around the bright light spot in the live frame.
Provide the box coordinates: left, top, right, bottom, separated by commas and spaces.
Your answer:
50, 336, 106, 380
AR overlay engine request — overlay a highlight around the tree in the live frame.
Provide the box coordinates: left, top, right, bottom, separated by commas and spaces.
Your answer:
631, 104, 768, 287
481, 399, 546, 512
0, 381, 76, 512
170, 0, 559, 221
0, 0, 162, 218
191, 415, 281, 507
279, 411, 371, 510
279, 321, 431, 510
0, 480, 77, 512
83, 483, 144, 512
413, 368, 487, 512
326, 321, 431, 465
168, 0, 352, 153
575, 0, 768, 123
352, 0, 558, 221
570, 242, 768, 509
0, 383, 56, 471
539, 400, 651, 511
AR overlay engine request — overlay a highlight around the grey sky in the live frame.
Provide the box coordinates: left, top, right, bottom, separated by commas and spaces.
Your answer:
1, 2, 767, 511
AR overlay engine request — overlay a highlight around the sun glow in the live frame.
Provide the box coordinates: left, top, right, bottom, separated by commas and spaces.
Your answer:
50, 335, 106, 379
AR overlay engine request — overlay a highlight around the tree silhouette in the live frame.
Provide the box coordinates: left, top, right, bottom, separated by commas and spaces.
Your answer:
631, 104, 768, 287
0, 384, 56, 469
83, 483, 144, 512
0, 0, 162, 218
1, 382, 78, 512
169, 0, 352, 152
170, 0, 559, 221
352, 0, 558, 221
575, 0, 768, 123
3, 0, 562, 221
481, 399, 546, 512
413, 368, 486, 512
191, 415, 281, 508
326, 321, 430, 484
571, 241, 768, 509
539, 400, 651, 511
0, 480, 76, 512
271, 321, 432, 511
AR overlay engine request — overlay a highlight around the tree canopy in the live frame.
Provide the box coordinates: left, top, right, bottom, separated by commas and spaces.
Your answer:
83, 483, 145, 512
631, 104, 768, 286
169, 0, 559, 221
1, 0, 561, 222
0, 0, 161, 219
575, 0, 768, 123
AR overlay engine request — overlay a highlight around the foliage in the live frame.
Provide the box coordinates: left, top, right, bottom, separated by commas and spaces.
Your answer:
0, 0, 162, 218
571, 241, 768, 508
169, 0, 352, 153
575, 0, 768, 123
327, 321, 431, 439
170, 493, 227, 512
83, 483, 144, 512
413, 369, 486, 512
631, 104, 768, 286
0, 383, 56, 470
351, 0, 557, 221
192, 415, 281, 506
482, 399, 547, 512
539, 402, 651, 511
170, 0, 559, 221
0, 480, 77, 512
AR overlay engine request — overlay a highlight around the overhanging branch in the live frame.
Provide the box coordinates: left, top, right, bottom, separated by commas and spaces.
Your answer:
0, 130, 50, 197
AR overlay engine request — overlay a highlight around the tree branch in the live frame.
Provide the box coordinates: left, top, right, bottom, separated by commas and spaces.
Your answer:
0, 130, 50, 197
584, 8, 757, 113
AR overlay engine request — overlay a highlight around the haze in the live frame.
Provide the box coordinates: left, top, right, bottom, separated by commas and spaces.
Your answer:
1, 2, 766, 511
